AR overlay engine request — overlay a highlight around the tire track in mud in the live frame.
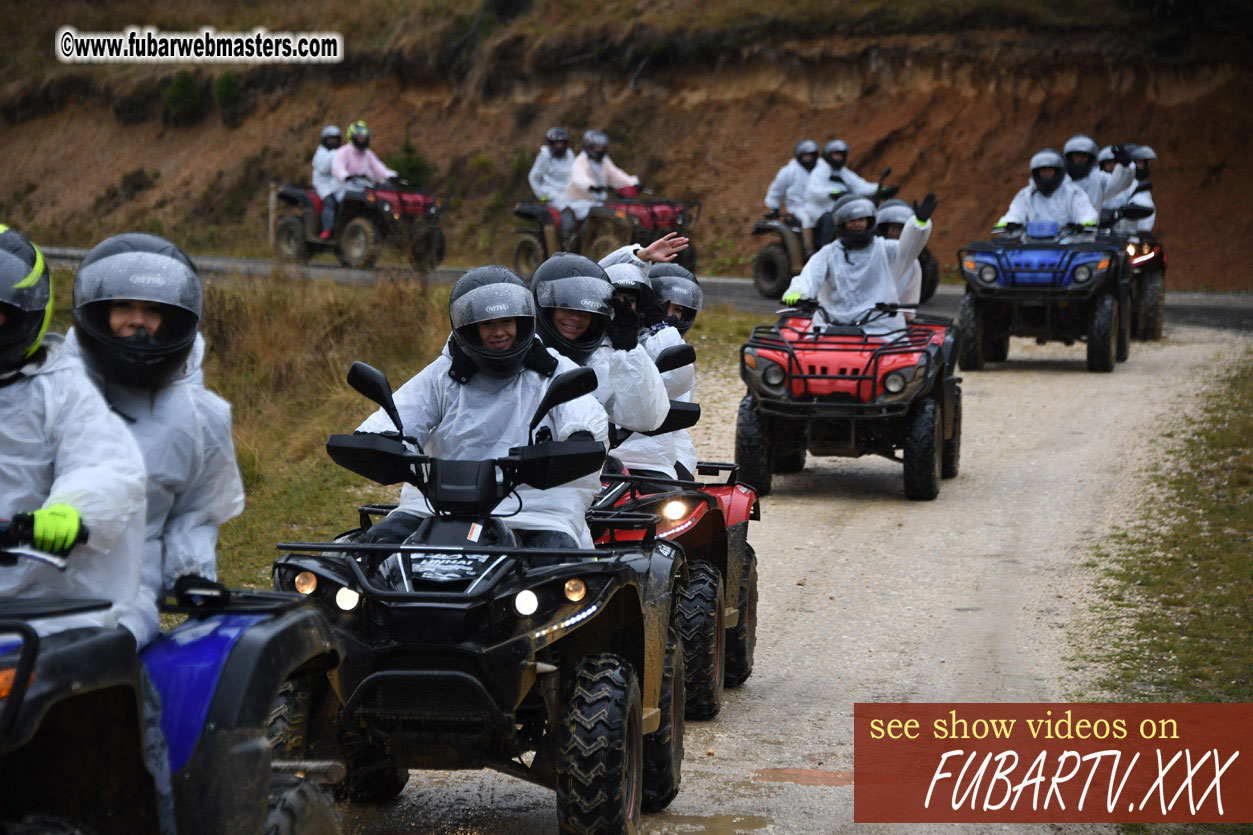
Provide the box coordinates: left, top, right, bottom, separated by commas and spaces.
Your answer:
339, 326, 1246, 834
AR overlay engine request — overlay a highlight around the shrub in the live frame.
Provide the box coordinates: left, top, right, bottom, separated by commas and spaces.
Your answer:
161, 71, 206, 126
386, 137, 436, 187
212, 71, 245, 127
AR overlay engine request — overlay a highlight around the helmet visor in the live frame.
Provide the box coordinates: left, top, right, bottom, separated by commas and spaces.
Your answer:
449, 281, 536, 330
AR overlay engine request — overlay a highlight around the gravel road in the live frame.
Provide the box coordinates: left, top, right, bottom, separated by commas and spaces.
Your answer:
335, 324, 1249, 834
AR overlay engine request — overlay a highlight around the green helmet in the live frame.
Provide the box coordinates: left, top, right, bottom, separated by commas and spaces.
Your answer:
347, 120, 371, 149
0, 224, 52, 373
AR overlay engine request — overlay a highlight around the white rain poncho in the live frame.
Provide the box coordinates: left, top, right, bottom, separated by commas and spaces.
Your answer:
803, 159, 878, 227
1069, 163, 1135, 212
528, 145, 575, 210
586, 340, 669, 433
997, 180, 1098, 228
312, 145, 340, 200
1103, 182, 1157, 233
785, 218, 932, 334
614, 324, 695, 478
765, 159, 814, 225
0, 336, 150, 642
564, 151, 639, 221
64, 330, 245, 631
358, 343, 609, 546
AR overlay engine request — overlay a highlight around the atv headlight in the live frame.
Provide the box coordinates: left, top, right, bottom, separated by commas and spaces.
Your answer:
564, 579, 587, 603
1073, 265, 1092, 283
335, 586, 361, 611
883, 371, 907, 394
762, 364, 786, 386
514, 589, 539, 617
662, 500, 687, 521
978, 265, 997, 284
1126, 244, 1136, 256
294, 571, 318, 595
380, 201, 392, 213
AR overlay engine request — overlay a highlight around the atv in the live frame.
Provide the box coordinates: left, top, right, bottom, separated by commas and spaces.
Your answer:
1113, 230, 1167, 341
750, 169, 940, 303
0, 518, 342, 835
736, 302, 961, 501
271, 362, 690, 830
593, 345, 761, 721
955, 208, 1152, 373
270, 176, 445, 271
512, 186, 699, 280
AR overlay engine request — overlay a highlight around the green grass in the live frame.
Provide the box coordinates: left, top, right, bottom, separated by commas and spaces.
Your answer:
1087, 351, 1253, 706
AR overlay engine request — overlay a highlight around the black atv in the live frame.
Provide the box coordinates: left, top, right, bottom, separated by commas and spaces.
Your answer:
1110, 227, 1167, 341
272, 363, 690, 830
0, 519, 342, 835
956, 206, 1152, 373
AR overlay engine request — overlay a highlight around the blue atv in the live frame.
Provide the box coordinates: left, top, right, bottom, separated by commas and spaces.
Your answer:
955, 210, 1151, 372
0, 517, 343, 835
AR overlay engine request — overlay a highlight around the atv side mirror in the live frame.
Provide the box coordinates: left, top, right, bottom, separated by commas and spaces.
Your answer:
654, 344, 696, 373
1120, 203, 1154, 220
347, 362, 404, 434
639, 401, 701, 436
530, 368, 598, 433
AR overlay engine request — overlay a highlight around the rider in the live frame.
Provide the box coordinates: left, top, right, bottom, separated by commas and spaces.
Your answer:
563, 130, 640, 230
66, 233, 245, 647
782, 194, 937, 335
805, 140, 892, 250
995, 149, 1097, 232
529, 253, 669, 435
528, 127, 577, 247
312, 125, 343, 240
1063, 133, 1135, 212
331, 120, 397, 190
649, 263, 703, 479
0, 224, 149, 642
875, 198, 923, 307
765, 139, 820, 255
357, 266, 608, 549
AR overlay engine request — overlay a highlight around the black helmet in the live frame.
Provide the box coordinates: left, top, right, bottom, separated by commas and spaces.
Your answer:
1063, 134, 1099, 180
1029, 149, 1065, 197
73, 233, 202, 389
648, 263, 702, 334
449, 266, 537, 378
794, 139, 820, 171
824, 139, 849, 170
320, 125, 342, 150
583, 129, 609, 163
347, 120, 371, 150
530, 253, 613, 363
0, 224, 53, 374
832, 196, 877, 249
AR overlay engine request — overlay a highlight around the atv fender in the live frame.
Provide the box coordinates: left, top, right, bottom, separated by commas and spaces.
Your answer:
701, 483, 759, 529
275, 186, 319, 240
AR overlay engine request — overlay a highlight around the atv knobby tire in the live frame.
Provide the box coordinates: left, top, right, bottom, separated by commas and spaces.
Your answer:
266, 679, 317, 758
334, 730, 409, 804
275, 216, 310, 264
339, 217, 380, 269
724, 544, 758, 688
2, 816, 96, 834
642, 621, 684, 812
942, 386, 961, 480
675, 242, 698, 275
1086, 293, 1117, 373
513, 234, 546, 282
918, 246, 940, 304
752, 243, 791, 299
956, 292, 985, 371
1137, 272, 1165, 341
264, 777, 339, 835
678, 562, 725, 720
556, 654, 643, 835
903, 397, 942, 501
1116, 291, 1132, 363
586, 230, 627, 264
734, 395, 772, 496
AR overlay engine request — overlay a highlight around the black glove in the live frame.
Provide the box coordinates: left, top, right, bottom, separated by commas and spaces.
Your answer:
535, 426, 553, 443
913, 193, 938, 223
765, 208, 780, 219
606, 296, 639, 350
877, 185, 900, 200
636, 292, 667, 328
589, 185, 608, 194
1111, 144, 1132, 167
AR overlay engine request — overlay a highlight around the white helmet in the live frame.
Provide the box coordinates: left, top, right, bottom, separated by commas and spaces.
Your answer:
1063, 134, 1100, 180
1029, 149, 1066, 196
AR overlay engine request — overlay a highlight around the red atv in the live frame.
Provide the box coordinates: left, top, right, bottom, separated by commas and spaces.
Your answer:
512, 185, 699, 280
736, 303, 961, 500
270, 175, 445, 270
592, 425, 760, 723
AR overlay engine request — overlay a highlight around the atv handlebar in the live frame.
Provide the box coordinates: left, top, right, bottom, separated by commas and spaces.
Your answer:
0, 516, 86, 572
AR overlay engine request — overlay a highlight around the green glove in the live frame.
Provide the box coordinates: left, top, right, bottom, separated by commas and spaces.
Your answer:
782, 291, 802, 305
31, 504, 82, 556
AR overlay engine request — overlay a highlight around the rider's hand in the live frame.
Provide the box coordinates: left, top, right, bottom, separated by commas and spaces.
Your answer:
913, 193, 938, 223
782, 291, 803, 305
637, 233, 689, 264
606, 296, 640, 350
764, 208, 780, 220
30, 504, 83, 556
877, 185, 900, 200
1110, 144, 1133, 167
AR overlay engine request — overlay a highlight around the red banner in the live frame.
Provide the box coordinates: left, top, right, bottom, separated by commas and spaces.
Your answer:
854, 703, 1253, 823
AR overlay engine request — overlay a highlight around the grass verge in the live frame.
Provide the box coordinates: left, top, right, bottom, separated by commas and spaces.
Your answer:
1087, 350, 1252, 705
